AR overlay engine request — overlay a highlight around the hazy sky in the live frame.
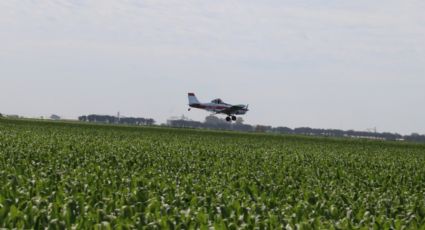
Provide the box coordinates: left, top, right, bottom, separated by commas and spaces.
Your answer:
1, 0, 424, 134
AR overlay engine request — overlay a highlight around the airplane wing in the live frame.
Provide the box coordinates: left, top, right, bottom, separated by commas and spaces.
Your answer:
220, 105, 246, 114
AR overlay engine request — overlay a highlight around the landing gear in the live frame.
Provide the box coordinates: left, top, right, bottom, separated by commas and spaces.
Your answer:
226, 116, 237, 122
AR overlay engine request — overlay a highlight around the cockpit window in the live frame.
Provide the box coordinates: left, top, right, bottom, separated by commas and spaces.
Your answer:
212, 99, 223, 104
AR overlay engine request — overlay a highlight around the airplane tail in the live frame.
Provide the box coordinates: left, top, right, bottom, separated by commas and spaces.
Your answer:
188, 93, 200, 105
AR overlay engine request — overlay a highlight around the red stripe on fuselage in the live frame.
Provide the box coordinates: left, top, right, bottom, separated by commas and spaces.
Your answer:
190, 104, 228, 110
190, 104, 206, 109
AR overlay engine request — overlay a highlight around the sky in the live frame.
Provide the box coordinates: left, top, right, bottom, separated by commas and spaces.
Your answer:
0, 0, 424, 134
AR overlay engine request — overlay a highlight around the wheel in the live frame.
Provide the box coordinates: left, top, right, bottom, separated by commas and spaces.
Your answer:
232, 116, 237, 121
226, 117, 231, 122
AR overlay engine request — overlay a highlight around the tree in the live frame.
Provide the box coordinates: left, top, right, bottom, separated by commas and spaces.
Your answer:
145, 119, 155, 126
255, 125, 272, 133
78, 116, 87, 122
79, 114, 154, 126
50, 114, 61, 120
205, 115, 223, 125
273, 127, 292, 134
235, 117, 244, 125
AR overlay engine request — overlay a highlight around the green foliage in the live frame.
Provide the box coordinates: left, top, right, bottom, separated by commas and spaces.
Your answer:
1, 119, 425, 228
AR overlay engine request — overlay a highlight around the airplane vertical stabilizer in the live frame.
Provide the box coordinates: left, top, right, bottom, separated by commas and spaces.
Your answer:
188, 93, 200, 105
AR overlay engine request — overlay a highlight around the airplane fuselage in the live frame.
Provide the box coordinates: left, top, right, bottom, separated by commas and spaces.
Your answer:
188, 93, 248, 121
189, 103, 248, 115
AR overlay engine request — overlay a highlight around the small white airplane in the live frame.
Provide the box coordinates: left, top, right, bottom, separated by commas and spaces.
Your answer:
187, 93, 249, 122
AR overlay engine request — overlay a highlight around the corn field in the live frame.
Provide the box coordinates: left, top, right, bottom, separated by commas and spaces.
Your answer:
1, 119, 425, 229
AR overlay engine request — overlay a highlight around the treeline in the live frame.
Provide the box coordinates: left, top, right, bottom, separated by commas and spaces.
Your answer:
78, 115, 155, 126
272, 128, 425, 142
167, 116, 253, 132
167, 116, 425, 142
272, 127, 403, 140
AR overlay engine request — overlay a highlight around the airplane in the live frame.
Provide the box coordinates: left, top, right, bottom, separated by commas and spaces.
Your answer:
187, 93, 249, 122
